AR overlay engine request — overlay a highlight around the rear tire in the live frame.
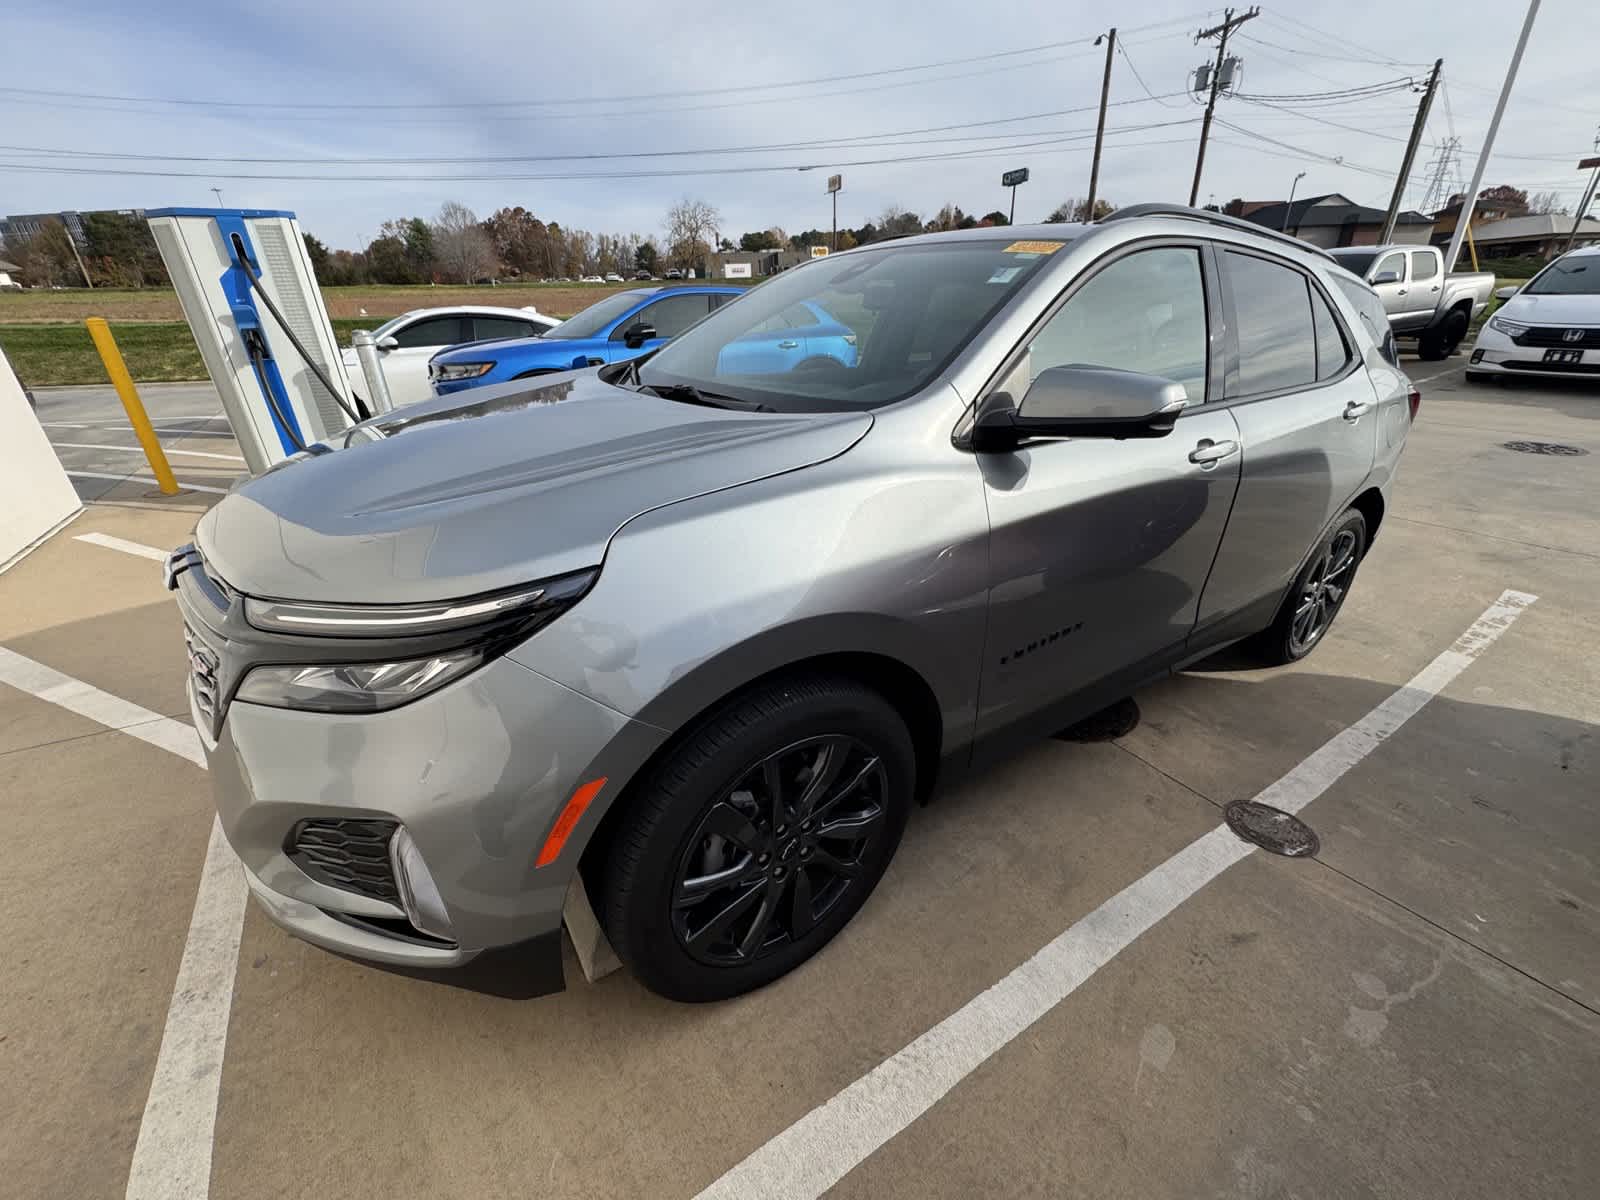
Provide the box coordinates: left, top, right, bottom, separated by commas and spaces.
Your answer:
601, 676, 915, 1002
1418, 309, 1469, 361
1256, 509, 1367, 666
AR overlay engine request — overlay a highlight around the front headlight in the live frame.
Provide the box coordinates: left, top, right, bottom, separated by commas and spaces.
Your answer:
1489, 315, 1529, 336
235, 569, 596, 713
235, 650, 482, 713
431, 361, 495, 382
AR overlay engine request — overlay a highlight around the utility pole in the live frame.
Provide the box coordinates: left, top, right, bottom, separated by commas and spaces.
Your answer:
1188, 6, 1258, 207
65, 221, 93, 290
1562, 126, 1600, 253
1086, 27, 1116, 220
1443, 0, 1540, 272
1379, 58, 1442, 244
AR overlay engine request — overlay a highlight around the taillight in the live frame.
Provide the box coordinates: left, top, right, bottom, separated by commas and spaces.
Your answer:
1407, 388, 1421, 422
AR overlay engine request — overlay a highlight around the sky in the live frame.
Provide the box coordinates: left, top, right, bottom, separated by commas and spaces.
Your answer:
4, 0, 1597, 252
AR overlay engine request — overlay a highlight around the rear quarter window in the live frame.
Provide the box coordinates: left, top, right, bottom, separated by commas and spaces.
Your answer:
1332, 274, 1400, 367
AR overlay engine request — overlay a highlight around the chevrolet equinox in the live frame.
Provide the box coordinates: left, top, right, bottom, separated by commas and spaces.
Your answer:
169, 205, 1413, 1002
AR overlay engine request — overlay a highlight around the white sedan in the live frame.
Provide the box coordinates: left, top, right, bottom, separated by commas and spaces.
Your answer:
1467, 246, 1600, 382
340, 305, 561, 409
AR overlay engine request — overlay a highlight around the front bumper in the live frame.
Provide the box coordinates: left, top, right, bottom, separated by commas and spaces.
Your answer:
1469, 327, 1600, 379
194, 652, 665, 990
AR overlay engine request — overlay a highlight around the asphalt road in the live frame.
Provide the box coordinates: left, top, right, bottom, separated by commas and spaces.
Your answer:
3, 364, 1597, 1199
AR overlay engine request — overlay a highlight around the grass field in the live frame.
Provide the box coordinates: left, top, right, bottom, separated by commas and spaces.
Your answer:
0, 280, 758, 385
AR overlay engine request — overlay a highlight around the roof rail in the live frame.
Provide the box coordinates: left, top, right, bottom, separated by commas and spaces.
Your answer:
1100, 203, 1336, 263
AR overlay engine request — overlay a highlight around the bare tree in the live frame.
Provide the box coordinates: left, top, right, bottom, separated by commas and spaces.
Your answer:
431, 201, 498, 283
1527, 189, 1568, 216
1045, 196, 1115, 223
665, 198, 721, 272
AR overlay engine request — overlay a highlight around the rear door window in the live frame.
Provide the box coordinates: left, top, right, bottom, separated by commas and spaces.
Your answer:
1224, 251, 1318, 395
1409, 251, 1439, 280
1333, 276, 1401, 366
1310, 287, 1351, 380
388, 315, 466, 348
469, 315, 537, 341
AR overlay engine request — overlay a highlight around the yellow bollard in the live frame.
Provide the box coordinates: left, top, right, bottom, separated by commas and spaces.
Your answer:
84, 317, 180, 496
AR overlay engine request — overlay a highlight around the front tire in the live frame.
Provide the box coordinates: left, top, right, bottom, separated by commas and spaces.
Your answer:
1256, 509, 1367, 665
602, 676, 915, 1002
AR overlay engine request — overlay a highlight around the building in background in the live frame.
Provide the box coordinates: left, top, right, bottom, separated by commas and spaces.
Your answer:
1230, 193, 1435, 247
0, 257, 20, 288
1, 209, 147, 250
1454, 213, 1600, 260
706, 248, 812, 278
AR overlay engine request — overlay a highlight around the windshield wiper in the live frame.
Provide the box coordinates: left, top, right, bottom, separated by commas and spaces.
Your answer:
640, 382, 774, 413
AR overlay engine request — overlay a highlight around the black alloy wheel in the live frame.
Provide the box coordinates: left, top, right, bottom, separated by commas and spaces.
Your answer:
671, 735, 888, 966
601, 676, 914, 1002
1288, 526, 1361, 656
1257, 507, 1367, 665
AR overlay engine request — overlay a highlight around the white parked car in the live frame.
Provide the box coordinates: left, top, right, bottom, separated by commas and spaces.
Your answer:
579, 274, 604, 283
604, 272, 625, 283
340, 305, 561, 409
1467, 245, 1600, 382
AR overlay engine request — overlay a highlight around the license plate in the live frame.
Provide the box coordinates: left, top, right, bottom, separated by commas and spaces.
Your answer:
1543, 349, 1584, 364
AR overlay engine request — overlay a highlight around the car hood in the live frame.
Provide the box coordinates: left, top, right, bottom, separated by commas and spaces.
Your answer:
1500, 292, 1600, 325
196, 372, 872, 604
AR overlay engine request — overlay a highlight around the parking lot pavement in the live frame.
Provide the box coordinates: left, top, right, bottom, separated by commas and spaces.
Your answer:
2, 364, 1596, 1199
29, 382, 244, 503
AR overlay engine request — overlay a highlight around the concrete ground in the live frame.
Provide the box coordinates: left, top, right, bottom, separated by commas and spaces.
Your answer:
2, 366, 1597, 1199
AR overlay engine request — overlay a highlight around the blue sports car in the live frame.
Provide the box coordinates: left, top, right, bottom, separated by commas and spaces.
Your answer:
430, 286, 859, 395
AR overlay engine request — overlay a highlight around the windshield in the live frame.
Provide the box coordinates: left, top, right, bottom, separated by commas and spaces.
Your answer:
370, 314, 409, 340
637, 238, 1066, 411
1328, 250, 1380, 275
544, 292, 648, 339
1523, 256, 1600, 295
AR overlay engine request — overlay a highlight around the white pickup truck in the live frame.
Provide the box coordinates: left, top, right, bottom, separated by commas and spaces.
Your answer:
1328, 245, 1494, 360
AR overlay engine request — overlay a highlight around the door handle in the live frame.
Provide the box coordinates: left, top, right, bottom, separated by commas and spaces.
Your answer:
1188, 438, 1239, 467
777, 339, 800, 349
1343, 400, 1373, 421
1397, 289, 1408, 295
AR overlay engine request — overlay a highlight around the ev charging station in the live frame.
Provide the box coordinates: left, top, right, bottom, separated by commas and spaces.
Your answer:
147, 208, 366, 475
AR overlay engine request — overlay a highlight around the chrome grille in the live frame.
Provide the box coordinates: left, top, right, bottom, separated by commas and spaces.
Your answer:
1513, 326, 1600, 348
183, 624, 221, 728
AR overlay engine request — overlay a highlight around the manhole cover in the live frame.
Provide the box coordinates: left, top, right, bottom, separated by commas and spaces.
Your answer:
1501, 441, 1588, 456
1224, 800, 1320, 857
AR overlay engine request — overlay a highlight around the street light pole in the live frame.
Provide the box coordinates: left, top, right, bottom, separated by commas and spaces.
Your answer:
210, 187, 225, 208
1283, 172, 1307, 233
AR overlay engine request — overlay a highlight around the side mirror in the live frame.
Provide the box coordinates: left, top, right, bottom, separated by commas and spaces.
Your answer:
375, 335, 400, 351
1372, 270, 1402, 286
623, 323, 657, 349
1494, 285, 1519, 301
973, 365, 1187, 452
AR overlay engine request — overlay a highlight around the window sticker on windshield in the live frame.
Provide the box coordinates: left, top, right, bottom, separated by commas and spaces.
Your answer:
1003, 240, 1064, 255
987, 266, 1024, 284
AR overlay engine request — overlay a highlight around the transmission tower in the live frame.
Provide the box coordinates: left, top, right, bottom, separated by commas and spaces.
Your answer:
1418, 137, 1462, 215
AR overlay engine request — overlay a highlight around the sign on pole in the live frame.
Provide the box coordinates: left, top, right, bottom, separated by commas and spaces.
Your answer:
810, 246, 830, 258
1001, 167, 1030, 187
826, 174, 842, 194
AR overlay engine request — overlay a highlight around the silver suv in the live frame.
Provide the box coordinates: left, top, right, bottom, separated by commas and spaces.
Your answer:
169, 206, 1413, 1002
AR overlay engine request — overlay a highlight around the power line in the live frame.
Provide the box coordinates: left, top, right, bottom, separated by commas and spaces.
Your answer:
1115, 39, 1183, 109
0, 127, 1201, 185
1236, 31, 1429, 70
0, 15, 1205, 114
1255, 11, 1423, 69
1212, 119, 1393, 178
0, 116, 1198, 168
1239, 98, 1412, 142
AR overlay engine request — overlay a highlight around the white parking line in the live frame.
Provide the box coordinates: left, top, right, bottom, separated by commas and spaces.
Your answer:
692, 589, 1538, 1200
0, 646, 243, 1200
74, 532, 170, 562
1411, 363, 1468, 385
53, 442, 246, 464
67, 470, 232, 496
